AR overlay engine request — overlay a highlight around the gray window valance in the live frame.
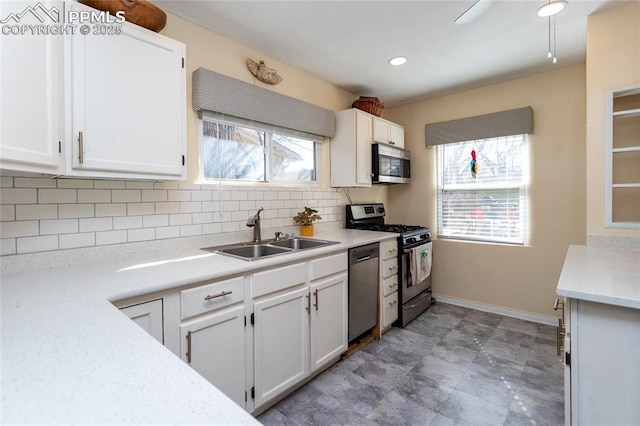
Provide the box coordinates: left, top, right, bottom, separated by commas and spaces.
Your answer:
425, 106, 533, 147
192, 67, 335, 138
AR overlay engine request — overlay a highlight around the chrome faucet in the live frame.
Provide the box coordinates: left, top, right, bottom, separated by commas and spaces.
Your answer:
246, 207, 264, 242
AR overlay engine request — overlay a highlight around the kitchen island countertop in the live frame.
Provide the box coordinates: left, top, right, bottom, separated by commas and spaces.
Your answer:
556, 244, 640, 309
1, 229, 396, 425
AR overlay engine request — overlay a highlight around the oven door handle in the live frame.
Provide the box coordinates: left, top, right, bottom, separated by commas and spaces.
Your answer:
402, 241, 431, 253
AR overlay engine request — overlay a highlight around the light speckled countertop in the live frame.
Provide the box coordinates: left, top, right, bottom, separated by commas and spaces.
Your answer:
556, 245, 640, 309
1, 229, 396, 425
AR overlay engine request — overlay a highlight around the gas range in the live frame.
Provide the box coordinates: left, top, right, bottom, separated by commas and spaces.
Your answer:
345, 204, 431, 248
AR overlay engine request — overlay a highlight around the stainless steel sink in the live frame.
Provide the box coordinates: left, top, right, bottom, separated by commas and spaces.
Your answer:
270, 238, 332, 250
202, 237, 338, 261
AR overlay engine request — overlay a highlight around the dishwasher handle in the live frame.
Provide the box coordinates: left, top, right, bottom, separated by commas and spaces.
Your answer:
349, 243, 380, 265
356, 255, 372, 263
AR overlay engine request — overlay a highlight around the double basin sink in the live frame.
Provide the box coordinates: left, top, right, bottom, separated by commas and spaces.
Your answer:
202, 237, 339, 261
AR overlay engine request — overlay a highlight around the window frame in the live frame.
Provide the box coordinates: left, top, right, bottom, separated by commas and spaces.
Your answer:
435, 135, 528, 245
199, 115, 321, 185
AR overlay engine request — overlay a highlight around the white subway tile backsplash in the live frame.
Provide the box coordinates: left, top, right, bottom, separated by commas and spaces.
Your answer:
17, 235, 58, 253
112, 190, 141, 203
96, 230, 127, 246
221, 201, 240, 212
59, 232, 95, 249
0, 221, 39, 238
143, 214, 169, 228
202, 223, 222, 234
15, 205, 58, 220
192, 213, 213, 224
58, 204, 94, 218
169, 213, 192, 226
127, 228, 155, 242
126, 181, 154, 190
179, 202, 202, 214
1, 188, 37, 204
114, 216, 143, 230
1, 238, 16, 255
79, 217, 113, 233
155, 226, 180, 239
180, 224, 202, 237
14, 177, 57, 188
127, 203, 155, 216
57, 179, 93, 189
168, 190, 191, 202
141, 190, 168, 202
40, 219, 78, 235
94, 180, 126, 190
0, 178, 344, 256
0, 205, 15, 222
191, 190, 212, 201
38, 189, 77, 204
95, 203, 127, 217
155, 202, 180, 214
78, 190, 111, 203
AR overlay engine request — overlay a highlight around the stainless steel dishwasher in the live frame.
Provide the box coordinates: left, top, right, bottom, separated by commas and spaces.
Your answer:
348, 243, 380, 342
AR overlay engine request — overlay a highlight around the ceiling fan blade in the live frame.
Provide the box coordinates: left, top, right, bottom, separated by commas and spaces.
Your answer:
455, 0, 493, 24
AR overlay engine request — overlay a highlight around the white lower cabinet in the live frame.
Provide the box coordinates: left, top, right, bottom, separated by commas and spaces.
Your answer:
563, 297, 640, 425
253, 287, 310, 407
119, 299, 164, 344
310, 273, 348, 372
379, 239, 399, 333
180, 305, 246, 407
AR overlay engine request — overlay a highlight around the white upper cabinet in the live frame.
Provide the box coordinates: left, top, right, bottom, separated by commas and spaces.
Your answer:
0, 0, 64, 175
66, 2, 186, 180
331, 108, 373, 187
373, 116, 404, 148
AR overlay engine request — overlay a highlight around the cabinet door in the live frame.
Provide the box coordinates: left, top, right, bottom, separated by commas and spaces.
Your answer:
310, 273, 347, 372
372, 117, 390, 145
382, 292, 399, 330
68, 3, 185, 179
355, 110, 373, 186
390, 124, 405, 148
180, 305, 246, 407
0, 0, 63, 174
120, 299, 164, 343
253, 287, 309, 407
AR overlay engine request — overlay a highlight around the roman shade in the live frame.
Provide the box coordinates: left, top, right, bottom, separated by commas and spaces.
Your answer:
425, 106, 533, 147
192, 67, 335, 138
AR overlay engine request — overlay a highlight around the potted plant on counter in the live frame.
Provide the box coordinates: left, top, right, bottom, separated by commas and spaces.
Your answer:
293, 207, 321, 237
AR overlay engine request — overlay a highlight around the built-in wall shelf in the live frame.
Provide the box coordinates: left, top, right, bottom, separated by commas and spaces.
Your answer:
605, 84, 640, 229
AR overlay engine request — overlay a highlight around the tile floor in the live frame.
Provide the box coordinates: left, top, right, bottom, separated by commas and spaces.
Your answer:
257, 302, 564, 426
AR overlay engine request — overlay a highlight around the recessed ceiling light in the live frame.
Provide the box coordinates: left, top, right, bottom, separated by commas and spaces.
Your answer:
537, 1, 567, 17
388, 56, 407, 66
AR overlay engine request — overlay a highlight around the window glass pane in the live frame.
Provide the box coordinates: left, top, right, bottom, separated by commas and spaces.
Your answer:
202, 121, 265, 181
271, 133, 316, 181
437, 135, 526, 244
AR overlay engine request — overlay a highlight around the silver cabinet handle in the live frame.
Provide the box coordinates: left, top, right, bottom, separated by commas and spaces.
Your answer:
78, 131, 84, 164
306, 293, 310, 314
389, 300, 398, 306
389, 282, 398, 288
557, 318, 565, 356
388, 266, 398, 272
186, 330, 192, 364
389, 141, 395, 145
314, 289, 318, 311
388, 248, 398, 254
204, 290, 232, 301
554, 298, 565, 311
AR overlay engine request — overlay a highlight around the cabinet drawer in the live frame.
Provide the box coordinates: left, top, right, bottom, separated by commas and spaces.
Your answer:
382, 275, 399, 297
381, 240, 398, 260
381, 257, 399, 279
382, 292, 399, 329
309, 252, 347, 281
253, 262, 306, 298
181, 276, 244, 320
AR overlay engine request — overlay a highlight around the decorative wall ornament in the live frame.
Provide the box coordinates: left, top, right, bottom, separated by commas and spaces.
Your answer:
246, 58, 283, 85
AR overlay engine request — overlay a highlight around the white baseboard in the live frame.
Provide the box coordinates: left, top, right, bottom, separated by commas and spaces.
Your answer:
432, 293, 558, 326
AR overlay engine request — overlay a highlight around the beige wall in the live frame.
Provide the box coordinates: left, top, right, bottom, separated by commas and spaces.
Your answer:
385, 65, 587, 318
586, 1, 640, 237
159, 13, 388, 205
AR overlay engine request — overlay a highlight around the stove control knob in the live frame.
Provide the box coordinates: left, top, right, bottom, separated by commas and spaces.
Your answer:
377, 207, 385, 214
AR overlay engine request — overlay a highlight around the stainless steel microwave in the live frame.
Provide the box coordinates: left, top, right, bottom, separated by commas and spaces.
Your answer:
372, 143, 410, 184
